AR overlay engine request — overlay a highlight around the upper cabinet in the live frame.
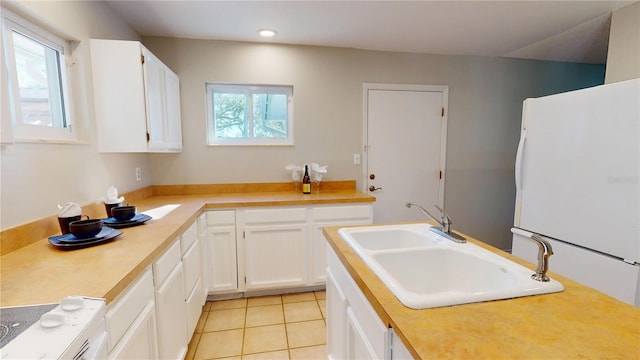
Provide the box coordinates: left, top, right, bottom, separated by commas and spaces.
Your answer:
90, 39, 182, 153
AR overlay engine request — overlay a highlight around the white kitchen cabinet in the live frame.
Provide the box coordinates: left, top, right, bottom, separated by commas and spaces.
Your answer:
181, 221, 204, 338
108, 301, 158, 360
390, 329, 414, 360
311, 205, 372, 284
202, 203, 372, 295
153, 239, 187, 360
326, 268, 348, 360
243, 207, 308, 290
197, 212, 209, 300
327, 244, 391, 360
105, 268, 158, 359
90, 39, 182, 153
206, 210, 239, 293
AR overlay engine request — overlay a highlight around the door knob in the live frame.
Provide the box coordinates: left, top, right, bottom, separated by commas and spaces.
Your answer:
369, 185, 382, 192
369, 174, 376, 180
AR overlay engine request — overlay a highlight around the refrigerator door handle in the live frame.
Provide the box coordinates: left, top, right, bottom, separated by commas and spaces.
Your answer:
515, 129, 528, 193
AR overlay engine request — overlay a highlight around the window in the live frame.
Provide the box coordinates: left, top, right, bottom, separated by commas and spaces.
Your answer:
206, 83, 293, 145
1, 9, 75, 141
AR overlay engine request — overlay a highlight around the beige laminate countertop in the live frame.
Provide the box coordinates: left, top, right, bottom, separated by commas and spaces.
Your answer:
0, 191, 373, 307
323, 225, 640, 359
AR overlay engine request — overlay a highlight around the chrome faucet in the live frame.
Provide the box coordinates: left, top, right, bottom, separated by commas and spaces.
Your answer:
529, 233, 554, 282
406, 202, 466, 243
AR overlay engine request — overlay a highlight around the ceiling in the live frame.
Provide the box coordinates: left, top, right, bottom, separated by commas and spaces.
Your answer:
104, 0, 635, 64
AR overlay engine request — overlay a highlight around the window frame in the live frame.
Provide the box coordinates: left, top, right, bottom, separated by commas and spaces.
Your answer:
206, 83, 294, 146
1, 8, 76, 142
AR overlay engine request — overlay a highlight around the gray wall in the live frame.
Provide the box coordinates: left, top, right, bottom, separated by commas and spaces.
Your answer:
143, 37, 604, 249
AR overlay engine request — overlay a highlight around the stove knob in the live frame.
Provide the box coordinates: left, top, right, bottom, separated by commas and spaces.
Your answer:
61, 296, 84, 312
40, 312, 64, 328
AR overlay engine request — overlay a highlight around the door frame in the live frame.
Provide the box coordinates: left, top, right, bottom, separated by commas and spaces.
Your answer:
362, 83, 449, 207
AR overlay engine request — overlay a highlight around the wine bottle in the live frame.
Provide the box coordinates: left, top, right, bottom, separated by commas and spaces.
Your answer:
302, 165, 311, 194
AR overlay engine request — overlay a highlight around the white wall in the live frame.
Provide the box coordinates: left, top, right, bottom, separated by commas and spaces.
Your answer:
143, 37, 604, 249
605, 2, 640, 83
0, 1, 150, 229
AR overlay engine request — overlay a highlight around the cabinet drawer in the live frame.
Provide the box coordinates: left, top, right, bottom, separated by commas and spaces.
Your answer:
313, 205, 372, 221
180, 221, 198, 254
153, 239, 181, 286
207, 210, 236, 226
244, 207, 307, 224
182, 239, 202, 296
106, 268, 154, 351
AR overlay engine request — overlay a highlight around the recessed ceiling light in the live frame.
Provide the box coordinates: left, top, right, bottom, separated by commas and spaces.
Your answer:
258, 29, 277, 38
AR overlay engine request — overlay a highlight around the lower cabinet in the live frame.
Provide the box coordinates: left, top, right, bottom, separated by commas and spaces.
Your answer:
181, 221, 204, 338
327, 244, 413, 360
106, 268, 159, 359
197, 212, 210, 300
205, 203, 373, 295
105, 221, 205, 360
243, 207, 308, 290
108, 301, 158, 359
327, 244, 388, 359
206, 210, 239, 293
311, 205, 373, 284
154, 239, 187, 360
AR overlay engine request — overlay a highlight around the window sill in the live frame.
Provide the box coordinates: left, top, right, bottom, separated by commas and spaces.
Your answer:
207, 143, 295, 147
11, 137, 91, 145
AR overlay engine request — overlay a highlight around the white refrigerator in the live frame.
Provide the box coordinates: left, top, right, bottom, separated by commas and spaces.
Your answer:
512, 78, 640, 307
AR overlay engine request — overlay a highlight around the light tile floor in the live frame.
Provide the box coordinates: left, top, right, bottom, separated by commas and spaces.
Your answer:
186, 290, 327, 360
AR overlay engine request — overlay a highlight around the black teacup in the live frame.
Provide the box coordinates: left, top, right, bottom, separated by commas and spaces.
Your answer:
58, 215, 82, 235
68, 218, 103, 239
104, 201, 123, 218
111, 206, 136, 221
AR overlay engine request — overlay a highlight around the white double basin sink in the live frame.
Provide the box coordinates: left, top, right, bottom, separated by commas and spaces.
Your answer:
338, 224, 564, 309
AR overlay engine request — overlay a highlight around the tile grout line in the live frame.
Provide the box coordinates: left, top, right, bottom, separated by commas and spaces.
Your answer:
282, 294, 292, 359
241, 299, 248, 358
194, 292, 326, 359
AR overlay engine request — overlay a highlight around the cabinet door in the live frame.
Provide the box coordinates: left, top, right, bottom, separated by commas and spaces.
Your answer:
390, 329, 414, 360
346, 307, 379, 360
198, 213, 209, 300
142, 47, 167, 151
164, 67, 182, 151
155, 262, 187, 360
90, 39, 148, 152
312, 220, 371, 284
183, 239, 202, 297
326, 268, 348, 360
328, 244, 389, 359
244, 224, 307, 290
207, 225, 238, 292
186, 277, 204, 338
108, 301, 158, 360
312, 205, 372, 284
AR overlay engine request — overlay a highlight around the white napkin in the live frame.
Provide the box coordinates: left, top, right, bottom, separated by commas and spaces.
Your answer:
104, 186, 124, 204
310, 163, 328, 174
57, 202, 81, 218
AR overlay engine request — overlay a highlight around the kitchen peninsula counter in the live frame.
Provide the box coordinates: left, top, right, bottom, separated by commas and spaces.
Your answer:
322, 225, 640, 359
0, 188, 373, 307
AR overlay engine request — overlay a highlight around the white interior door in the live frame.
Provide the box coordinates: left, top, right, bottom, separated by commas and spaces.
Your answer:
364, 84, 448, 223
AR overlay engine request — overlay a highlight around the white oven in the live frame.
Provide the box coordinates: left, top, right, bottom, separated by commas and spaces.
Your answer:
1, 296, 106, 359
